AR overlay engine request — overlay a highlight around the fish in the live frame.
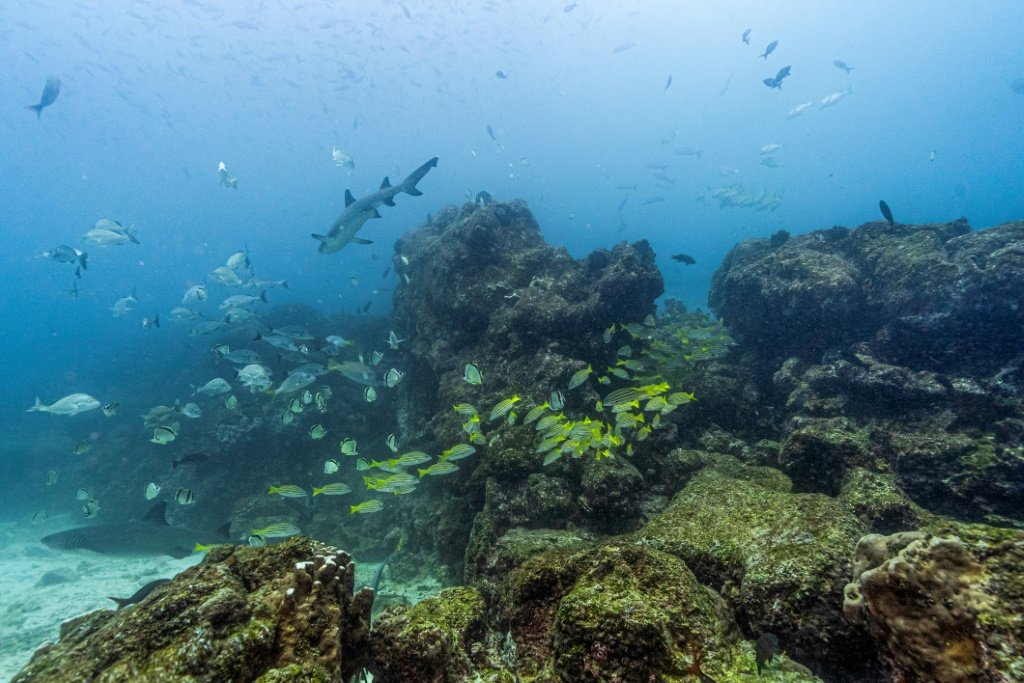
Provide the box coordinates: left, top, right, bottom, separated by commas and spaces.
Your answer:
32, 510, 47, 525
82, 225, 139, 246
72, 441, 92, 456
755, 632, 780, 675
219, 292, 267, 309
441, 443, 476, 461
324, 459, 340, 474
46, 469, 59, 486
332, 146, 355, 169
386, 329, 405, 349
309, 424, 328, 440
168, 307, 198, 322
820, 87, 852, 109
42, 502, 231, 558
370, 351, 385, 366
495, 70, 508, 80
178, 402, 201, 419
182, 285, 208, 304
251, 522, 301, 538
83, 499, 101, 518
273, 371, 317, 397
664, 75, 672, 91
42, 245, 88, 273
463, 363, 483, 385
671, 253, 696, 265
172, 452, 209, 469
193, 378, 232, 396
267, 484, 308, 498
833, 59, 854, 74
218, 162, 238, 189
313, 482, 354, 496
489, 394, 521, 421
787, 102, 813, 119
224, 395, 238, 410
108, 578, 172, 609
28, 393, 101, 416
75, 488, 92, 501
209, 266, 244, 287
173, 488, 195, 505
742, 29, 751, 45
486, 125, 496, 140
145, 482, 161, 500
384, 368, 405, 388
26, 75, 61, 119
102, 402, 119, 417
151, 424, 178, 445
327, 359, 377, 386
350, 500, 384, 514
313, 157, 439, 254
418, 461, 460, 477
879, 200, 895, 226
549, 390, 566, 411
523, 402, 549, 425
759, 40, 778, 60
568, 365, 593, 391
364, 386, 378, 403
386, 433, 399, 453
760, 157, 782, 168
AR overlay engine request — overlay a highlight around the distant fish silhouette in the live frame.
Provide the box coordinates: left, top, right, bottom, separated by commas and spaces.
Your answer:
759, 40, 778, 60
742, 29, 751, 45
26, 75, 61, 119
879, 200, 895, 226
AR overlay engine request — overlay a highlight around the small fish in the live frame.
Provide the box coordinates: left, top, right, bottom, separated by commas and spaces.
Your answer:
350, 499, 384, 514
309, 424, 328, 440
549, 390, 566, 411
356, 458, 372, 471
180, 403, 202, 419
386, 433, 399, 453
495, 70, 508, 80
364, 386, 378, 403
370, 351, 385, 366
45, 469, 59, 486
489, 394, 521, 421
182, 285, 208, 304
76, 488, 91, 501
760, 143, 783, 155
418, 461, 460, 477
324, 458, 340, 474
568, 365, 593, 391
151, 424, 177, 445
820, 87, 852, 109
267, 484, 308, 498
671, 253, 696, 265
26, 75, 61, 119
145, 482, 161, 500
217, 161, 238, 189
833, 59, 854, 74
313, 482, 352, 497
742, 28, 751, 45
224, 395, 238, 410
664, 74, 672, 91
453, 402, 478, 417
384, 368, 405, 388
340, 438, 359, 456
301, 389, 313, 405
523, 402, 549, 425
193, 378, 231, 396
28, 393, 101, 416
248, 535, 266, 547
315, 392, 327, 412
760, 157, 782, 168
108, 578, 171, 609
787, 102, 813, 119
288, 398, 304, 414
332, 146, 355, 169
280, 410, 295, 426
251, 522, 301, 538
83, 498, 101, 518
386, 329, 405, 349
173, 488, 195, 505
441, 443, 476, 461
759, 40, 778, 60
463, 363, 483, 385
486, 124, 496, 141
72, 441, 92, 456
879, 200, 895, 226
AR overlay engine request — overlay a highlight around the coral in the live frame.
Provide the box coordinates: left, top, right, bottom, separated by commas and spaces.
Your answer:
13, 538, 372, 682
844, 524, 1024, 682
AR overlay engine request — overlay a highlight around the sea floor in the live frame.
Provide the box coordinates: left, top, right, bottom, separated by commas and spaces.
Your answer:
0, 516, 441, 680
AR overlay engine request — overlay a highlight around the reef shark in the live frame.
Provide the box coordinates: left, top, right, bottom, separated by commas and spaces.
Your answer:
313, 156, 438, 254
41, 502, 232, 559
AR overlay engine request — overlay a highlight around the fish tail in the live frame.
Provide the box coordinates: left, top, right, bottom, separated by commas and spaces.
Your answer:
107, 596, 131, 609
25, 104, 43, 120
401, 157, 439, 197
27, 397, 44, 412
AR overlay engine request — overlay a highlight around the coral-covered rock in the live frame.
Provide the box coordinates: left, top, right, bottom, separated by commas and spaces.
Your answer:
709, 218, 1024, 376
635, 456, 880, 680
13, 537, 373, 682
844, 523, 1024, 682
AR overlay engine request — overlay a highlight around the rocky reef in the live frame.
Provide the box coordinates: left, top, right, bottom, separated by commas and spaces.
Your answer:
18, 207, 1024, 682
14, 537, 373, 682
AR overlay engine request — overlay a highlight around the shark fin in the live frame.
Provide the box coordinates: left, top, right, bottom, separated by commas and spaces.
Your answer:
382, 197, 396, 207
143, 502, 170, 526
372, 209, 382, 218
312, 233, 327, 242
353, 238, 373, 245
345, 189, 356, 207
380, 177, 392, 190
401, 157, 438, 197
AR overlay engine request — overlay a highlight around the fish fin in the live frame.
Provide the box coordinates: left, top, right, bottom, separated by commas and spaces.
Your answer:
380, 177, 392, 190
371, 209, 382, 218
353, 238, 373, 245
311, 233, 327, 242
107, 596, 131, 609
259, 290, 267, 303
25, 104, 43, 120
169, 547, 192, 559
401, 157, 439, 196
382, 197, 396, 207
27, 397, 43, 412
143, 502, 170, 526
344, 189, 356, 207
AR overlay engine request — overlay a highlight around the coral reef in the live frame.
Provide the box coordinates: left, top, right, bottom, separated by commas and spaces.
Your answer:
13, 537, 372, 682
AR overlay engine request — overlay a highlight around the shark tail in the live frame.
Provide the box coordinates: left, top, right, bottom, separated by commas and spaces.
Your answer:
108, 596, 132, 609
400, 157, 439, 197
28, 397, 45, 412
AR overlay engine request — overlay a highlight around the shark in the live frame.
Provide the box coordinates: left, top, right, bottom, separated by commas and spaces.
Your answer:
41, 502, 233, 559
313, 156, 438, 254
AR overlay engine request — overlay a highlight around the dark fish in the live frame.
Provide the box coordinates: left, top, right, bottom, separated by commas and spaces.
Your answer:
47, 245, 87, 270
664, 74, 672, 91
769, 229, 790, 248
172, 452, 209, 469
26, 75, 61, 119
398, 2, 412, 19
762, 78, 780, 89
759, 40, 778, 60
361, 300, 372, 313
755, 632, 779, 675
564, 1, 577, 12
142, 314, 160, 329
475, 190, 494, 206
775, 65, 791, 81
833, 59, 854, 74
495, 70, 508, 80
671, 253, 696, 265
763, 65, 791, 90
108, 578, 171, 609
742, 28, 751, 45
486, 124, 496, 141
879, 200, 894, 226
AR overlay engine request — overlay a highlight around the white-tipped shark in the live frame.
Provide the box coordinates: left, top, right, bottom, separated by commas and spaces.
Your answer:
313, 156, 438, 254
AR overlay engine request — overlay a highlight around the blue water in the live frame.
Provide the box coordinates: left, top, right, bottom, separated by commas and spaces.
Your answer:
2, 0, 1023, 512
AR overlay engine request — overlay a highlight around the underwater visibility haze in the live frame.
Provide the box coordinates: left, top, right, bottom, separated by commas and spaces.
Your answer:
2, 1, 1024, 681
